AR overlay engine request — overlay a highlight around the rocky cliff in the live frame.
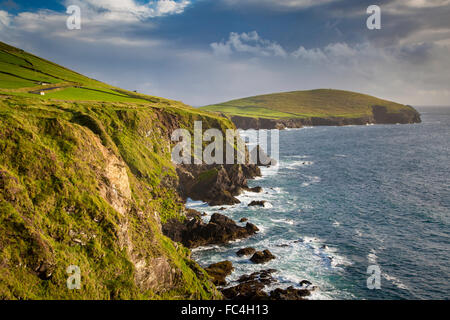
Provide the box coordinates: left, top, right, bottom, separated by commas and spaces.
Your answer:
231, 105, 421, 130
0, 95, 239, 299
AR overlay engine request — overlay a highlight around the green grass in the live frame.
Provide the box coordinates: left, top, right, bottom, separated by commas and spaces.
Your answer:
0, 73, 37, 89
0, 41, 228, 300
0, 41, 166, 104
201, 89, 413, 119
42, 87, 151, 103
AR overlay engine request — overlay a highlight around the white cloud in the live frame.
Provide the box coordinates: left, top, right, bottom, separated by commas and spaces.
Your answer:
0, 1, 191, 45
386, 0, 450, 13
222, 0, 335, 10
0, 10, 11, 28
211, 31, 287, 58
65, 0, 191, 21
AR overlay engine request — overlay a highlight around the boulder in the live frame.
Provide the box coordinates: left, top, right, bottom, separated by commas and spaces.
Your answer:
250, 250, 276, 264
248, 200, 266, 207
177, 164, 261, 206
162, 213, 259, 249
247, 186, 263, 193
236, 247, 256, 257
204, 261, 234, 286
269, 286, 310, 300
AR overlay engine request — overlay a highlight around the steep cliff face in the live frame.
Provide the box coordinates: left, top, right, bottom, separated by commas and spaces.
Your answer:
230, 105, 421, 130
0, 96, 229, 299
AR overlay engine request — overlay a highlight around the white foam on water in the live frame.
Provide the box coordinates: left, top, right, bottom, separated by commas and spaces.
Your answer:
383, 273, 409, 290
270, 218, 295, 225
301, 176, 321, 187
367, 249, 378, 265
284, 160, 314, 170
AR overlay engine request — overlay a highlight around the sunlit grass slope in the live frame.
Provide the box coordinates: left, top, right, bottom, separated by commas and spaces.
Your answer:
201, 89, 414, 119
0, 41, 227, 300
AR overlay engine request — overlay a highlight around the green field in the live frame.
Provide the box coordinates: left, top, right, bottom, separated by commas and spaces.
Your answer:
0, 41, 168, 104
201, 89, 413, 119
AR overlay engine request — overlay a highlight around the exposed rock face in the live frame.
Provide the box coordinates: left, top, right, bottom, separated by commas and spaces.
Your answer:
247, 186, 263, 193
236, 247, 256, 257
177, 164, 261, 206
231, 105, 421, 130
372, 105, 421, 124
221, 269, 312, 300
250, 250, 276, 264
221, 269, 276, 300
248, 200, 266, 207
204, 261, 234, 286
269, 287, 311, 300
162, 213, 259, 248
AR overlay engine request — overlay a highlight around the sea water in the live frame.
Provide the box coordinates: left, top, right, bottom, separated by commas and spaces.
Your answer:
189, 106, 450, 300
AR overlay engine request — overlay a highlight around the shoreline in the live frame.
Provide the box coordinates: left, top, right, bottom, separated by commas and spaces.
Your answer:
183, 134, 324, 300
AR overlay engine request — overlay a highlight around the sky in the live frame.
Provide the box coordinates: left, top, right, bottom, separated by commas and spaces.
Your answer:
0, 0, 449, 106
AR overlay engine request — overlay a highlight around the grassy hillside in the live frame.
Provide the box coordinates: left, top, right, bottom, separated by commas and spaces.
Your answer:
201, 89, 414, 119
0, 41, 166, 104
0, 42, 230, 299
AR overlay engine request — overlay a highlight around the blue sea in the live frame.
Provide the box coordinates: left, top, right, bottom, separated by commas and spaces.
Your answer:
189, 106, 450, 300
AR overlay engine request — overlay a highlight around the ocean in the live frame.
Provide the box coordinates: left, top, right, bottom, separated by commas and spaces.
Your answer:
188, 106, 450, 300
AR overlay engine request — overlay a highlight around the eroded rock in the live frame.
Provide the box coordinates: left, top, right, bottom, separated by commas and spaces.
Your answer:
204, 261, 234, 286
250, 250, 276, 264
236, 247, 256, 257
162, 213, 259, 249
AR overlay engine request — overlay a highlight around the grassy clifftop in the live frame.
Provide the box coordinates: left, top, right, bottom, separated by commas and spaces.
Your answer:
0, 42, 231, 299
201, 89, 418, 120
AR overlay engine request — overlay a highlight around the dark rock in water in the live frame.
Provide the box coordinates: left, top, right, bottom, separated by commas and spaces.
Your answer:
277, 244, 290, 248
239, 217, 248, 223
204, 261, 234, 286
222, 269, 313, 300
177, 164, 261, 206
221, 269, 277, 300
238, 269, 277, 285
321, 245, 328, 249
236, 247, 256, 257
245, 223, 259, 234
162, 213, 259, 249
269, 286, 311, 300
250, 250, 276, 264
248, 200, 266, 207
219, 207, 226, 211
221, 280, 268, 301
299, 280, 313, 287
247, 186, 263, 193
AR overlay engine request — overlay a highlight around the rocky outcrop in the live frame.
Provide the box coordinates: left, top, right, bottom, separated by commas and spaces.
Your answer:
162, 213, 259, 248
204, 261, 234, 286
177, 164, 261, 206
236, 247, 256, 257
221, 269, 312, 300
372, 105, 421, 124
269, 287, 311, 300
250, 250, 276, 264
230, 105, 421, 130
221, 269, 277, 300
248, 200, 266, 207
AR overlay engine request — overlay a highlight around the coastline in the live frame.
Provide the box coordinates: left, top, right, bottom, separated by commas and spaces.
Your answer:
182, 130, 332, 300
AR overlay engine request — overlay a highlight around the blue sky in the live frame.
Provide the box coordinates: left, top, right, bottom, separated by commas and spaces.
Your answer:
1, 0, 449, 106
